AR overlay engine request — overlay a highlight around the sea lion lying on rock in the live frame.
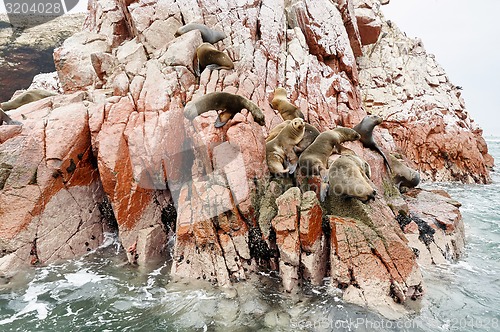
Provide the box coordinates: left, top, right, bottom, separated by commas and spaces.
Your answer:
328, 154, 376, 203
353, 114, 391, 172
1, 89, 56, 111
266, 118, 305, 175
387, 154, 420, 192
184, 92, 266, 128
297, 127, 360, 179
175, 23, 226, 44
196, 43, 234, 74
266, 120, 320, 153
270, 87, 304, 120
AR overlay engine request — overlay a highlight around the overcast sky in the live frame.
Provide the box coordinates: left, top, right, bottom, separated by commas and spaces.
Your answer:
382, 0, 500, 137
1, 0, 497, 136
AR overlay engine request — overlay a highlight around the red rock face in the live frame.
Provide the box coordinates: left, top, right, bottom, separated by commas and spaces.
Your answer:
0, 92, 110, 272
357, 17, 492, 183
0, 0, 485, 319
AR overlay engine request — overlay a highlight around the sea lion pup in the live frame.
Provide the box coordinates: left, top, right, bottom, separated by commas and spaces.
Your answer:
1, 89, 56, 111
266, 120, 320, 153
184, 92, 266, 128
175, 23, 226, 44
353, 114, 391, 172
387, 154, 420, 192
266, 118, 305, 175
328, 154, 377, 203
196, 43, 234, 74
270, 87, 305, 121
297, 127, 360, 179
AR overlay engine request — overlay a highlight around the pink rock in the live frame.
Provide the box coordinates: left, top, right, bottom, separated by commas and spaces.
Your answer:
300, 191, 327, 285
272, 187, 301, 292
404, 188, 465, 264
0, 92, 109, 275
54, 32, 111, 92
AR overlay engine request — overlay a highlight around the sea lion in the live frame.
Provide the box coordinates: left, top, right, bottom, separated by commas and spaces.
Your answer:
353, 115, 391, 171
328, 154, 376, 203
184, 92, 266, 128
175, 23, 226, 44
266, 120, 320, 153
387, 154, 420, 192
196, 43, 234, 74
1, 89, 56, 111
266, 118, 305, 175
270, 87, 304, 121
297, 127, 360, 179
0, 109, 21, 125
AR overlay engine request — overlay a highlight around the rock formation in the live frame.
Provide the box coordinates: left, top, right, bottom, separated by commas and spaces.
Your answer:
356, 8, 493, 183
0, 0, 490, 319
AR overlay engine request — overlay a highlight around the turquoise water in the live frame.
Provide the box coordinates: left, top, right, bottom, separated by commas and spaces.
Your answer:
0, 140, 499, 331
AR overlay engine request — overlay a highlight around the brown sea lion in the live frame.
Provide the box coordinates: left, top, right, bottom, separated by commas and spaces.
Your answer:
297, 127, 360, 179
328, 154, 376, 203
175, 23, 227, 44
266, 118, 305, 175
196, 43, 234, 74
353, 115, 391, 171
266, 120, 320, 153
387, 154, 420, 192
1, 89, 56, 111
184, 92, 266, 128
270, 87, 304, 121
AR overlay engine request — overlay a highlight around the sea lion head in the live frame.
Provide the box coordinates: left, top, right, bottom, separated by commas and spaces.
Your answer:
184, 100, 198, 120
291, 117, 305, 132
244, 101, 266, 126
367, 114, 383, 126
273, 87, 287, 99
335, 126, 361, 141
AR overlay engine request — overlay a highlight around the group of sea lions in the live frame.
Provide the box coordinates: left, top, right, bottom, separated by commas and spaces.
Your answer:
179, 22, 268, 128
175, 22, 234, 76
1, 21, 419, 203
264, 87, 420, 203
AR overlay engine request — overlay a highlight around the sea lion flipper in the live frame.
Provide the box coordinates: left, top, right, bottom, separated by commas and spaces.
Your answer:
194, 53, 201, 76
376, 146, 392, 172
205, 64, 231, 71
214, 111, 233, 128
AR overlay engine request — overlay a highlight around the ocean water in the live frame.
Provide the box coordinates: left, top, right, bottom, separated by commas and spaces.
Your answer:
0, 139, 499, 332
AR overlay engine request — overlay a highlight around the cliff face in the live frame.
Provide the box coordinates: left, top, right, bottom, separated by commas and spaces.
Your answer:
0, 0, 488, 318
355, 4, 493, 183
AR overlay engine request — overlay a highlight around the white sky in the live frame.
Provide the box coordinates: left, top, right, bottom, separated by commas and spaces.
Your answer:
383, 0, 500, 137
1, 0, 497, 136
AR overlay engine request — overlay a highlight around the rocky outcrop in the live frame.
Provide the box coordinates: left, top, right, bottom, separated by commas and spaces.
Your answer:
0, 91, 113, 272
400, 188, 465, 266
357, 18, 493, 183
0, 0, 486, 319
